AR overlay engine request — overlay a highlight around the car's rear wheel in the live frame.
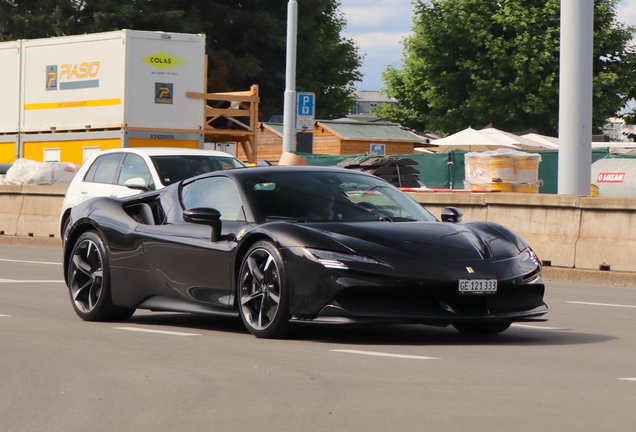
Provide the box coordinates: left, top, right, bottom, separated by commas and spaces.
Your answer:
453, 322, 511, 335
238, 241, 291, 338
68, 231, 135, 321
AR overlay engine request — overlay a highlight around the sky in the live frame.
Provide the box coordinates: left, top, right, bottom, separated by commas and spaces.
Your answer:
339, 0, 636, 91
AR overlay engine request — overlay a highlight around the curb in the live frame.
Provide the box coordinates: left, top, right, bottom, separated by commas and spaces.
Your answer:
0, 235, 62, 247
541, 266, 636, 286
1, 236, 635, 286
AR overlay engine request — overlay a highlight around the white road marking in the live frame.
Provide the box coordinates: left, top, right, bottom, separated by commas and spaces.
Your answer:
330, 349, 440, 360
0, 279, 65, 283
113, 327, 201, 337
619, 378, 636, 382
566, 301, 636, 309
0, 258, 62, 266
0, 314, 10, 317
511, 324, 566, 330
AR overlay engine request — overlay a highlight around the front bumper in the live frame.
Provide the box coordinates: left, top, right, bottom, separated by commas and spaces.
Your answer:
283, 248, 547, 324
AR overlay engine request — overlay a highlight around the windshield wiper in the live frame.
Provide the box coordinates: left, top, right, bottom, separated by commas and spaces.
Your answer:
378, 216, 417, 222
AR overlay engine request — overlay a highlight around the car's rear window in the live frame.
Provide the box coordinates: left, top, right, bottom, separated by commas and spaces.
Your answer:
150, 155, 245, 186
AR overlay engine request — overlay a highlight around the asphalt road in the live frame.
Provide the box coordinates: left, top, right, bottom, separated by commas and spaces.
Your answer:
1, 245, 636, 432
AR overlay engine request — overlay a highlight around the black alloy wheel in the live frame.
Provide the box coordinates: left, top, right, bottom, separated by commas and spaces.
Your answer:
67, 231, 135, 321
238, 241, 291, 338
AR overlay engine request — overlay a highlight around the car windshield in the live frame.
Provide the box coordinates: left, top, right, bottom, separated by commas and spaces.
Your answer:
151, 155, 245, 186
247, 171, 437, 223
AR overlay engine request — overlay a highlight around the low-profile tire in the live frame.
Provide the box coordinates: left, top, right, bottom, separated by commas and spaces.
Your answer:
60, 215, 70, 242
67, 231, 135, 322
238, 240, 291, 338
453, 322, 511, 335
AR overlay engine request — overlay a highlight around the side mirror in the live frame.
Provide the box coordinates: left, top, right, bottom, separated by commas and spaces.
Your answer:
183, 207, 222, 241
124, 177, 150, 191
441, 206, 463, 223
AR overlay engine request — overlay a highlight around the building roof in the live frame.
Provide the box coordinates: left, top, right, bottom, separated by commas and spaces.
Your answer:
317, 120, 424, 143
263, 121, 426, 143
354, 90, 397, 103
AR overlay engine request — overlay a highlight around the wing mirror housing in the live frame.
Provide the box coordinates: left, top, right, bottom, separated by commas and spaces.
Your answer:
183, 207, 222, 241
124, 177, 150, 191
441, 206, 464, 223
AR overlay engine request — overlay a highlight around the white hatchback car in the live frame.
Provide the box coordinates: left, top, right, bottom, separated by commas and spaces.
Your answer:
59, 147, 245, 237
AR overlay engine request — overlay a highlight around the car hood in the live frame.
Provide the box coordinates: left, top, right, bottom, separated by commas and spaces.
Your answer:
299, 220, 522, 261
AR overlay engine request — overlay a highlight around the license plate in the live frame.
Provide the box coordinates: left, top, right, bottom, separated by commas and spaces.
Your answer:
458, 279, 497, 295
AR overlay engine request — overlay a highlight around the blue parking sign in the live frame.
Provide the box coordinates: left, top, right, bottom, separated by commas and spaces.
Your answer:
296, 92, 316, 130
297, 93, 314, 116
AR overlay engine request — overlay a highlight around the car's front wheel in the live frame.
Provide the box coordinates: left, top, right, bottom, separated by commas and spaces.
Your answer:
238, 241, 291, 338
453, 322, 511, 335
67, 231, 135, 321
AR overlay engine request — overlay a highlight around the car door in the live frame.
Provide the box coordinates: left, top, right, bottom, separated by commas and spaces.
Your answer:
141, 176, 247, 310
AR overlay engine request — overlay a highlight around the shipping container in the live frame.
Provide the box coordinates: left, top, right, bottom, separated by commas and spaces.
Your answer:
0, 135, 19, 164
19, 30, 205, 133
20, 130, 203, 165
0, 40, 22, 133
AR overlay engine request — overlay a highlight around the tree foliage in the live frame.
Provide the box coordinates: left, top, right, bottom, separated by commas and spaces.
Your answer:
0, 0, 362, 118
376, 0, 636, 136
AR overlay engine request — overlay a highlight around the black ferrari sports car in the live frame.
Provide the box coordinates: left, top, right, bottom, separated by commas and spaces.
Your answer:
62, 165, 547, 338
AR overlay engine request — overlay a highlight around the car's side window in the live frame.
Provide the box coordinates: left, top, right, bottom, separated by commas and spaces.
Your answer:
90, 153, 123, 184
182, 177, 243, 221
83, 157, 101, 182
118, 154, 154, 189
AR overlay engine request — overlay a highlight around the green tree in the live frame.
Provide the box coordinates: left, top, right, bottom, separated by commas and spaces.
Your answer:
0, 0, 362, 118
376, 0, 636, 136
0, 1, 186, 39
177, 0, 362, 118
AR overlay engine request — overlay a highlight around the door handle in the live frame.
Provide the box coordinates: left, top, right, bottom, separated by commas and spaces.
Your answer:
109, 192, 118, 198
80, 189, 88, 194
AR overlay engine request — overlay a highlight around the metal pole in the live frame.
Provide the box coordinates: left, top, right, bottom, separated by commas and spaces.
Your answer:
282, 0, 298, 153
558, 0, 594, 195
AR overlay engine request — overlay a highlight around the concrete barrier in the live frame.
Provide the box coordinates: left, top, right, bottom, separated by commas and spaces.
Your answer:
0, 185, 66, 238
483, 194, 582, 269
575, 197, 636, 272
408, 192, 636, 272
0, 186, 24, 236
1, 186, 635, 273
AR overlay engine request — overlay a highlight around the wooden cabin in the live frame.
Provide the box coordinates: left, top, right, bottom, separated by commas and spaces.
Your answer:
239, 120, 427, 162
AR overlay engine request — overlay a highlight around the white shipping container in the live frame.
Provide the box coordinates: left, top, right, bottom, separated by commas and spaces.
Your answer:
0, 41, 22, 133
20, 30, 205, 132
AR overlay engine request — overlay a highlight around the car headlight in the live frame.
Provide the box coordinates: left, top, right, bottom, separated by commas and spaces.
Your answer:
519, 247, 542, 281
302, 248, 382, 270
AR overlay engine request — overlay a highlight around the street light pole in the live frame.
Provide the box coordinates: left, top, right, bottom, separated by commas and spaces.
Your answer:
282, 0, 298, 153
558, 0, 594, 195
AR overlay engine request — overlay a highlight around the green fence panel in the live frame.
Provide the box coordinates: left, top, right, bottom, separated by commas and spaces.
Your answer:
531, 148, 609, 194
392, 152, 452, 188
533, 150, 558, 194
297, 151, 453, 188
447, 149, 609, 193
448, 150, 469, 189
606, 152, 636, 159
296, 148, 610, 193
294, 152, 364, 166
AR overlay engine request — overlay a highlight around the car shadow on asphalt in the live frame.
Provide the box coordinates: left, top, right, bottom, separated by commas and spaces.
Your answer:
290, 323, 616, 347
126, 312, 248, 334
124, 312, 614, 347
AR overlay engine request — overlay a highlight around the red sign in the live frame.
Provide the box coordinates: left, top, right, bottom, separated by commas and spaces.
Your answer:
597, 172, 625, 183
